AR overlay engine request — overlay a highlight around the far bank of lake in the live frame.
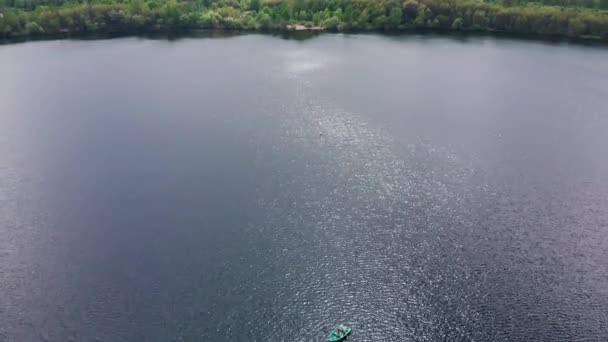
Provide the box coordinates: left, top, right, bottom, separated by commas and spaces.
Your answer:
2, 0, 608, 45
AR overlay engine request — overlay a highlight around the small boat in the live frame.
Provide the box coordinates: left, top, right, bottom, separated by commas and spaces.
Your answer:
328, 324, 351, 341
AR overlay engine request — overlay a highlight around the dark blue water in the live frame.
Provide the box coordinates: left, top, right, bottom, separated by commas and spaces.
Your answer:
1, 34, 607, 341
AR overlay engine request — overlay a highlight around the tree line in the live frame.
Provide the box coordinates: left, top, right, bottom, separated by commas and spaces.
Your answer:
1, 0, 607, 41
484, 0, 608, 10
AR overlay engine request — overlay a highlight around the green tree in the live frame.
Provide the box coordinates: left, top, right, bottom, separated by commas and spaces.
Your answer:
513, 15, 528, 32
129, 0, 144, 14
255, 11, 271, 28
372, 14, 387, 28
413, 4, 429, 27
402, 0, 419, 19
472, 10, 489, 29
322, 15, 340, 31
451, 17, 464, 29
293, 0, 305, 12
568, 17, 587, 35
387, 6, 402, 29
357, 9, 370, 28
582, 0, 595, 8
249, 0, 260, 12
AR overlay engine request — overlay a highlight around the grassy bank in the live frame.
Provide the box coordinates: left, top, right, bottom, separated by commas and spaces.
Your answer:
1, 0, 608, 42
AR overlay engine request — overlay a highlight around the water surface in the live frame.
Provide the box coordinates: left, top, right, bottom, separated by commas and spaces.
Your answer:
1, 34, 607, 341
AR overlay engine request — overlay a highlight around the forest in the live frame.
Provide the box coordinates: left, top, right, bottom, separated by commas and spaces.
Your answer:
1, 0, 608, 41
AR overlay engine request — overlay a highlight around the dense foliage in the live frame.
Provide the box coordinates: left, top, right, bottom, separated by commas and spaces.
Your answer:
486, 0, 608, 9
1, 0, 608, 41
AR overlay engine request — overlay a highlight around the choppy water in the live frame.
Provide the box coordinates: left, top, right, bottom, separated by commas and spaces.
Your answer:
1, 34, 607, 341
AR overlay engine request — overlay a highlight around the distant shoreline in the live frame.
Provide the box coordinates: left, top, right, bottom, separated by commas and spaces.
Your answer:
2, 0, 608, 46
2, 28, 607, 48
285, 24, 324, 31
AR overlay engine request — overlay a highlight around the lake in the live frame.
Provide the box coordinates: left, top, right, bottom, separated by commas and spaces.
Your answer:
1, 34, 607, 341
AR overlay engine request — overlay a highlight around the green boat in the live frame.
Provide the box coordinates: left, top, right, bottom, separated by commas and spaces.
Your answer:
328, 324, 351, 342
